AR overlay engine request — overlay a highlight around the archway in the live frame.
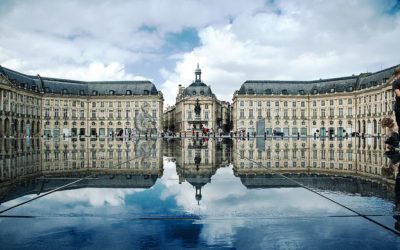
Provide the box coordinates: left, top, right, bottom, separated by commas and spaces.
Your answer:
4, 118, 10, 137
362, 120, 366, 134
373, 119, 377, 134
21, 120, 25, 136
31, 121, 35, 137
14, 119, 19, 137
37, 121, 40, 136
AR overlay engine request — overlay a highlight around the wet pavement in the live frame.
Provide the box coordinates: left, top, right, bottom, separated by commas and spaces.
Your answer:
0, 137, 399, 249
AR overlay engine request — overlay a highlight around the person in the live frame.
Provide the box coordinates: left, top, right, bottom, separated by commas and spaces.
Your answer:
391, 67, 400, 130
382, 117, 400, 150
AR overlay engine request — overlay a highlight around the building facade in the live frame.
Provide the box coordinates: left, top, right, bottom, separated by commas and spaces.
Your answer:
0, 66, 163, 138
233, 65, 399, 137
163, 65, 231, 134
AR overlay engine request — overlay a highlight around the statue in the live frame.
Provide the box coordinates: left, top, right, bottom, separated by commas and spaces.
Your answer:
194, 99, 201, 116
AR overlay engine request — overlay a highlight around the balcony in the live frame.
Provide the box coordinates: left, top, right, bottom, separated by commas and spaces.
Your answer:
346, 115, 353, 118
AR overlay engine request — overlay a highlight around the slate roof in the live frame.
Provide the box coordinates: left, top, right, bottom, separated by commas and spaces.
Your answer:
238, 64, 400, 95
0, 66, 159, 96
183, 81, 213, 97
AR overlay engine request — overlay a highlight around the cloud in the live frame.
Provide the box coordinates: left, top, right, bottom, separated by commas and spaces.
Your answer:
1, 0, 400, 106
161, 0, 400, 105
0, 0, 266, 83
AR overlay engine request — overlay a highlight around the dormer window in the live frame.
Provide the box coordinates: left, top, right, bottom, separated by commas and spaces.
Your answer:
282, 89, 288, 95
109, 90, 115, 95
299, 90, 305, 95
348, 86, 353, 91
330, 88, 335, 93
31, 85, 37, 91
126, 90, 132, 95
79, 90, 85, 96
92, 90, 98, 96
265, 89, 272, 95
200, 91, 204, 95
62, 89, 68, 94
144, 90, 149, 95
312, 89, 318, 94
192, 91, 196, 95
247, 88, 254, 94
44, 87, 50, 93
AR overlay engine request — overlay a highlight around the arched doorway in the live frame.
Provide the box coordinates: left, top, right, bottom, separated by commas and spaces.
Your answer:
31, 121, 35, 137
37, 121, 40, 137
14, 119, 19, 137
378, 119, 381, 135
362, 120, 366, 134
373, 119, 377, 134
4, 118, 10, 137
21, 120, 25, 137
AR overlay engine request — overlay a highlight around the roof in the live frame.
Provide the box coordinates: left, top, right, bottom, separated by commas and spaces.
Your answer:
183, 81, 213, 97
0, 66, 159, 96
238, 64, 400, 95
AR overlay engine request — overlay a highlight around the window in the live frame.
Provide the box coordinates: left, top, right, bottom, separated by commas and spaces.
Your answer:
205, 111, 209, 120
321, 100, 325, 106
205, 104, 209, 109
152, 110, 157, 118
348, 98, 352, 104
292, 102, 296, 107
339, 99, 343, 105
240, 101, 244, 107
249, 109, 253, 118
92, 110, 96, 118
240, 109, 244, 118
188, 111, 192, 119
92, 102, 96, 108
258, 101, 261, 107
249, 100, 253, 107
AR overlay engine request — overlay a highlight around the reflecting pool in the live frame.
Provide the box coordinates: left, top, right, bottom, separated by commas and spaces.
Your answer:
0, 137, 399, 249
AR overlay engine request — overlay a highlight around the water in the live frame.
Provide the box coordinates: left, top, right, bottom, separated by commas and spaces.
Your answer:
0, 137, 399, 249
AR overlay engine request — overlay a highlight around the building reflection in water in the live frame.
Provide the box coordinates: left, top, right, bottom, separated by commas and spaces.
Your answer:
0, 138, 163, 204
0, 137, 397, 205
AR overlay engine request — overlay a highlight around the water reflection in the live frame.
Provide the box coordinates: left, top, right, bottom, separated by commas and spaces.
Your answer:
0, 137, 400, 247
0, 137, 397, 203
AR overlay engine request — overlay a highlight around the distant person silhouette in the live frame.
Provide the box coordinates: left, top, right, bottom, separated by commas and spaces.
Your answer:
391, 67, 400, 131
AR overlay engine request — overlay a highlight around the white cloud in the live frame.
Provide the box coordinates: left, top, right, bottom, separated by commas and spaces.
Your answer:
161, 0, 400, 105
1, 0, 399, 106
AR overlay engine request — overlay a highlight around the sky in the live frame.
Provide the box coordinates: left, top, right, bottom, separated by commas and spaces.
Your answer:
0, 0, 400, 107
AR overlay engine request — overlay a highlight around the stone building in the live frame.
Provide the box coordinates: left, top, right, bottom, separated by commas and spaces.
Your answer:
233, 65, 399, 137
232, 137, 392, 183
0, 66, 163, 138
163, 65, 230, 134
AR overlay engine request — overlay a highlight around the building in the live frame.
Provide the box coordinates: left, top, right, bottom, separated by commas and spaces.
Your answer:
0, 66, 163, 138
232, 138, 394, 183
233, 65, 400, 137
163, 65, 231, 134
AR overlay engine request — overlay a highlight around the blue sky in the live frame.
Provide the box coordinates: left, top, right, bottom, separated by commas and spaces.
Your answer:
0, 0, 400, 105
